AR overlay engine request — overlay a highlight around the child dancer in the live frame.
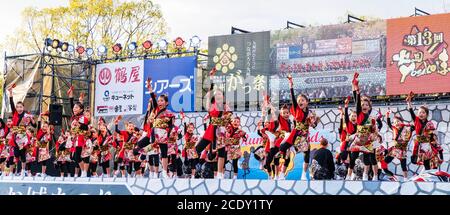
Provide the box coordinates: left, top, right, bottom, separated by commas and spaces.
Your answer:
348, 73, 379, 181
278, 74, 319, 180
181, 112, 200, 179
383, 108, 414, 180
407, 92, 443, 171
147, 78, 175, 178
225, 116, 247, 179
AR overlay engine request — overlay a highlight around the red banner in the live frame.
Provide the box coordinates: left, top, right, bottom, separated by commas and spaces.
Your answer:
386, 13, 450, 95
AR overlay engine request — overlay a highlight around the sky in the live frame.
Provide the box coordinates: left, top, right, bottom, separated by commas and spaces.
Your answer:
0, 0, 449, 54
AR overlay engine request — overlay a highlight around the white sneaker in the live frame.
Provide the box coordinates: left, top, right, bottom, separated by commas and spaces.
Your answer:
42, 173, 47, 177
345, 174, 352, 180
191, 175, 195, 179
362, 174, 368, 181
162, 171, 168, 179
278, 172, 285, 180
233, 175, 237, 179
216, 173, 223, 179
300, 171, 307, 180
350, 173, 356, 181
20, 170, 25, 177
372, 175, 378, 181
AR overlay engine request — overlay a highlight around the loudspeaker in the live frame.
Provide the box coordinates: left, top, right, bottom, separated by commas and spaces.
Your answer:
49, 104, 63, 126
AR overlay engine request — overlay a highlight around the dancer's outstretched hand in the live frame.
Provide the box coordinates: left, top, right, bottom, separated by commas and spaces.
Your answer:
344, 96, 350, 107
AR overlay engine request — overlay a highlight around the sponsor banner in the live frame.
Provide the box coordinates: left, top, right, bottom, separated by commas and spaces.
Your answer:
1, 181, 133, 195
237, 129, 335, 180
95, 60, 144, 116
143, 56, 196, 112
386, 13, 450, 95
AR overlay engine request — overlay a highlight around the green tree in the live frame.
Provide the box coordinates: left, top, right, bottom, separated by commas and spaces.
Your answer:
1, 0, 167, 58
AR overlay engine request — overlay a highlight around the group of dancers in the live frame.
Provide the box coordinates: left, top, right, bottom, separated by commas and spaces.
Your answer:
0, 72, 444, 180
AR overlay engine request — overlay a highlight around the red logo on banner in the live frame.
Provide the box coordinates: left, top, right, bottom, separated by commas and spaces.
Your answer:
99, 68, 112, 85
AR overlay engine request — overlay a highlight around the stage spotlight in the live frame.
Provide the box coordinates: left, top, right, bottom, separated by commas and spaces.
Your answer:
190, 36, 201, 49
97, 45, 107, 56
61, 42, 69, 52
112, 43, 122, 54
174, 37, 185, 49
158, 39, 168, 51
45, 38, 53, 47
128, 42, 137, 52
67, 45, 75, 53
51, 39, 60, 49
76, 46, 85, 55
142, 40, 153, 50
86, 48, 94, 57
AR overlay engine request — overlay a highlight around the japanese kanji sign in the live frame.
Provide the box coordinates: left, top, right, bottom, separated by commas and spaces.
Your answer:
386, 13, 450, 95
95, 60, 144, 116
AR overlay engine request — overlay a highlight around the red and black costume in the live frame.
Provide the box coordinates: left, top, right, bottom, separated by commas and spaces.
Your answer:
409, 108, 443, 170
35, 122, 52, 171
195, 83, 230, 160
69, 97, 89, 164
383, 116, 414, 173
0, 119, 11, 165
97, 130, 113, 175
9, 96, 36, 165
115, 125, 136, 173
279, 87, 317, 166
182, 122, 199, 172
225, 125, 247, 174
149, 91, 175, 160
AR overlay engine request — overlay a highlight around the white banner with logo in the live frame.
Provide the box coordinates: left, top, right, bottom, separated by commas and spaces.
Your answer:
95, 61, 144, 116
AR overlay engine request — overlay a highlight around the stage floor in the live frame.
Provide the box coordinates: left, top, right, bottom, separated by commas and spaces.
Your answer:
1, 176, 449, 195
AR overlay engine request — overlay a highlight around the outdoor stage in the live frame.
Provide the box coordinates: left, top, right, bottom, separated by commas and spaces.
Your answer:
1, 176, 449, 195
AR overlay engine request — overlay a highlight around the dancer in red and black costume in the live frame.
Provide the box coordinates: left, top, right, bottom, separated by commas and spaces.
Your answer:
97, 122, 113, 177
67, 87, 89, 177
407, 92, 443, 171
195, 71, 231, 179
35, 114, 53, 177
0, 117, 13, 175
383, 108, 414, 180
225, 116, 247, 179
258, 102, 277, 179
55, 130, 71, 177
348, 73, 381, 181
278, 74, 319, 180
7, 85, 36, 176
114, 116, 137, 177
342, 96, 359, 180
133, 81, 155, 156
147, 78, 175, 178
181, 111, 200, 179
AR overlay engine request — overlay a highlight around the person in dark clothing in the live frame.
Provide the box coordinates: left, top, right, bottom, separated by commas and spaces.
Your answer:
310, 138, 335, 180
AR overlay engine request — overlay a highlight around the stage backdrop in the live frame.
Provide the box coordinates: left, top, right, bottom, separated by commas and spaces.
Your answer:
386, 13, 450, 95
94, 57, 196, 116
270, 20, 387, 100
